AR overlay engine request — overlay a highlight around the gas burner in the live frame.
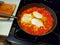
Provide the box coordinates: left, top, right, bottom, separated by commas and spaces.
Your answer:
7, 0, 60, 45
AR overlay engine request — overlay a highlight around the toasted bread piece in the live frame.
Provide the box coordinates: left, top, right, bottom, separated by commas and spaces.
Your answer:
0, 2, 16, 20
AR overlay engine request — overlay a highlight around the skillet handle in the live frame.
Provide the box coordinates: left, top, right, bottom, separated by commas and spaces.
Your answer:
0, 14, 17, 18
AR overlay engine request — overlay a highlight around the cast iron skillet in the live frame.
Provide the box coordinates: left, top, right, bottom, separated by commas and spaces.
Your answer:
17, 3, 57, 36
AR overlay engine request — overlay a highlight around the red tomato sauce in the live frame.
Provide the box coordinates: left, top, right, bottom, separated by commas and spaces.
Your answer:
18, 7, 54, 36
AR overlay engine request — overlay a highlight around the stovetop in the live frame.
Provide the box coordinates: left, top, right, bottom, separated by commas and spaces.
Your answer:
7, 0, 60, 45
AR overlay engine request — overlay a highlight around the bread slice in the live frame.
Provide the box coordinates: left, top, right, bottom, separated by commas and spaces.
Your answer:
0, 2, 16, 20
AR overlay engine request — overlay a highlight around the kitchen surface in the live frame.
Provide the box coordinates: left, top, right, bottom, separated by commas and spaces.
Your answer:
0, 0, 21, 36
0, 0, 20, 45
0, 0, 60, 45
